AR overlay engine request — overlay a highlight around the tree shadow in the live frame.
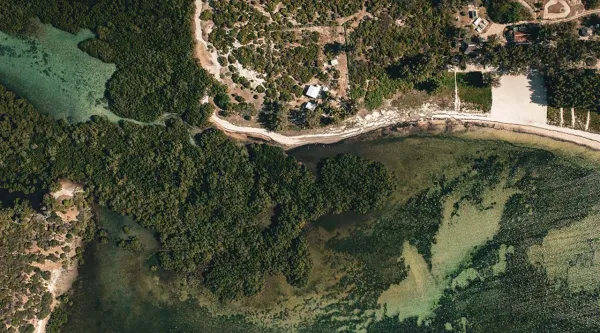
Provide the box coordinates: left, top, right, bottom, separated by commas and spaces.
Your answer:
461, 72, 485, 88
527, 72, 548, 106
323, 42, 344, 56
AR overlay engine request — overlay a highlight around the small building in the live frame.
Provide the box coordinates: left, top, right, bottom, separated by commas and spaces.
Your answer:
462, 42, 478, 55
305, 85, 322, 99
513, 31, 530, 44
472, 17, 488, 33
507, 26, 531, 44
304, 101, 317, 111
469, 10, 478, 20
330, 58, 339, 66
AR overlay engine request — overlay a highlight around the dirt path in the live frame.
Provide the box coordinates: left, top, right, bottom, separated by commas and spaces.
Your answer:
454, 70, 461, 112
586, 110, 591, 131
506, 8, 600, 26
193, 0, 220, 79
560, 107, 564, 127
518, 0, 538, 18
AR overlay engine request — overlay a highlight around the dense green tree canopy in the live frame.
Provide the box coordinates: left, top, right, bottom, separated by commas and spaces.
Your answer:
0, 84, 396, 301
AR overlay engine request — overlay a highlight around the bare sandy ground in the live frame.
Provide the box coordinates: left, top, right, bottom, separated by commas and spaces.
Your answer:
51, 179, 82, 200
33, 181, 84, 333
490, 74, 547, 125
193, 0, 220, 79
544, 0, 571, 19
454, 64, 496, 73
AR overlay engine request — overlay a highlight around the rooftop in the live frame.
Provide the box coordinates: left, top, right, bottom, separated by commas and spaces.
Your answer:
306, 85, 322, 99
305, 101, 317, 111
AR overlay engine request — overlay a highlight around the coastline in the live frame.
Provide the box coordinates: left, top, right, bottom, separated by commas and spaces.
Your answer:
33, 180, 86, 333
210, 112, 600, 152
190, 1, 600, 153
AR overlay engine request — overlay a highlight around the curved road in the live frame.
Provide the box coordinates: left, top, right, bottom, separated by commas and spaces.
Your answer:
506, 8, 600, 26
210, 112, 600, 151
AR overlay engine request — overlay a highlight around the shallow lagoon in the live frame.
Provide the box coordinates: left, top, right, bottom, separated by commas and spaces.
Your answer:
62, 130, 600, 332
0, 23, 119, 122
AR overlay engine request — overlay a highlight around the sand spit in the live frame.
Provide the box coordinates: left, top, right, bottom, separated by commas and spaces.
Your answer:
193, 0, 221, 79
33, 180, 85, 333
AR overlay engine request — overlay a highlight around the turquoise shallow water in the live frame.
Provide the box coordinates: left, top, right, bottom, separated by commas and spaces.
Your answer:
0, 23, 121, 122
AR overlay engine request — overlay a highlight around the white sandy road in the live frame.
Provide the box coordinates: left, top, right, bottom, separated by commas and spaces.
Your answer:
212, 111, 600, 152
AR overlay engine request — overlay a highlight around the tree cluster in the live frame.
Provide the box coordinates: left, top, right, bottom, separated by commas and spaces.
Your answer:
0, 0, 218, 123
0, 84, 396, 302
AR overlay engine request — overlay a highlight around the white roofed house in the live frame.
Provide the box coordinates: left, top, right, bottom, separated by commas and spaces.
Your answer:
304, 101, 317, 111
330, 58, 339, 66
305, 85, 322, 99
472, 17, 488, 33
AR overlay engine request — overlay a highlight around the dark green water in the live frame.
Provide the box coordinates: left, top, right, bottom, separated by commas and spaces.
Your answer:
0, 23, 120, 122
63, 207, 261, 333
62, 134, 600, 332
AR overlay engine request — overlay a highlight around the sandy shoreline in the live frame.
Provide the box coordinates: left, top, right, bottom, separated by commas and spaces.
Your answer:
33, 180, 85, 333
212, 112, 600, 152
208, 70, 600, 152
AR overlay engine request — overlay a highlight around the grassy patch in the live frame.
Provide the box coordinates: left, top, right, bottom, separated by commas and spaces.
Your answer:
588, 110, 600, 134
456, 72, 492, 112
563, 107, 572, 127
390, 72, 491, 112
574, 108, 588, 130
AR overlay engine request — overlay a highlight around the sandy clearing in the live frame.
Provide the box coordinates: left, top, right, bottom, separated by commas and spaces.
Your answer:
193, 0, 221, 79
544, 0, 571, 19
32, 237, 82, 333
230, 52, 266, 88
51, 180, 82, 222
51, 179, 82, 200
490, 74, 547, 125
336, 53, 350, 97
480, 23, 507, 40
33, 181, 84, 333
56, 206, 79, 222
